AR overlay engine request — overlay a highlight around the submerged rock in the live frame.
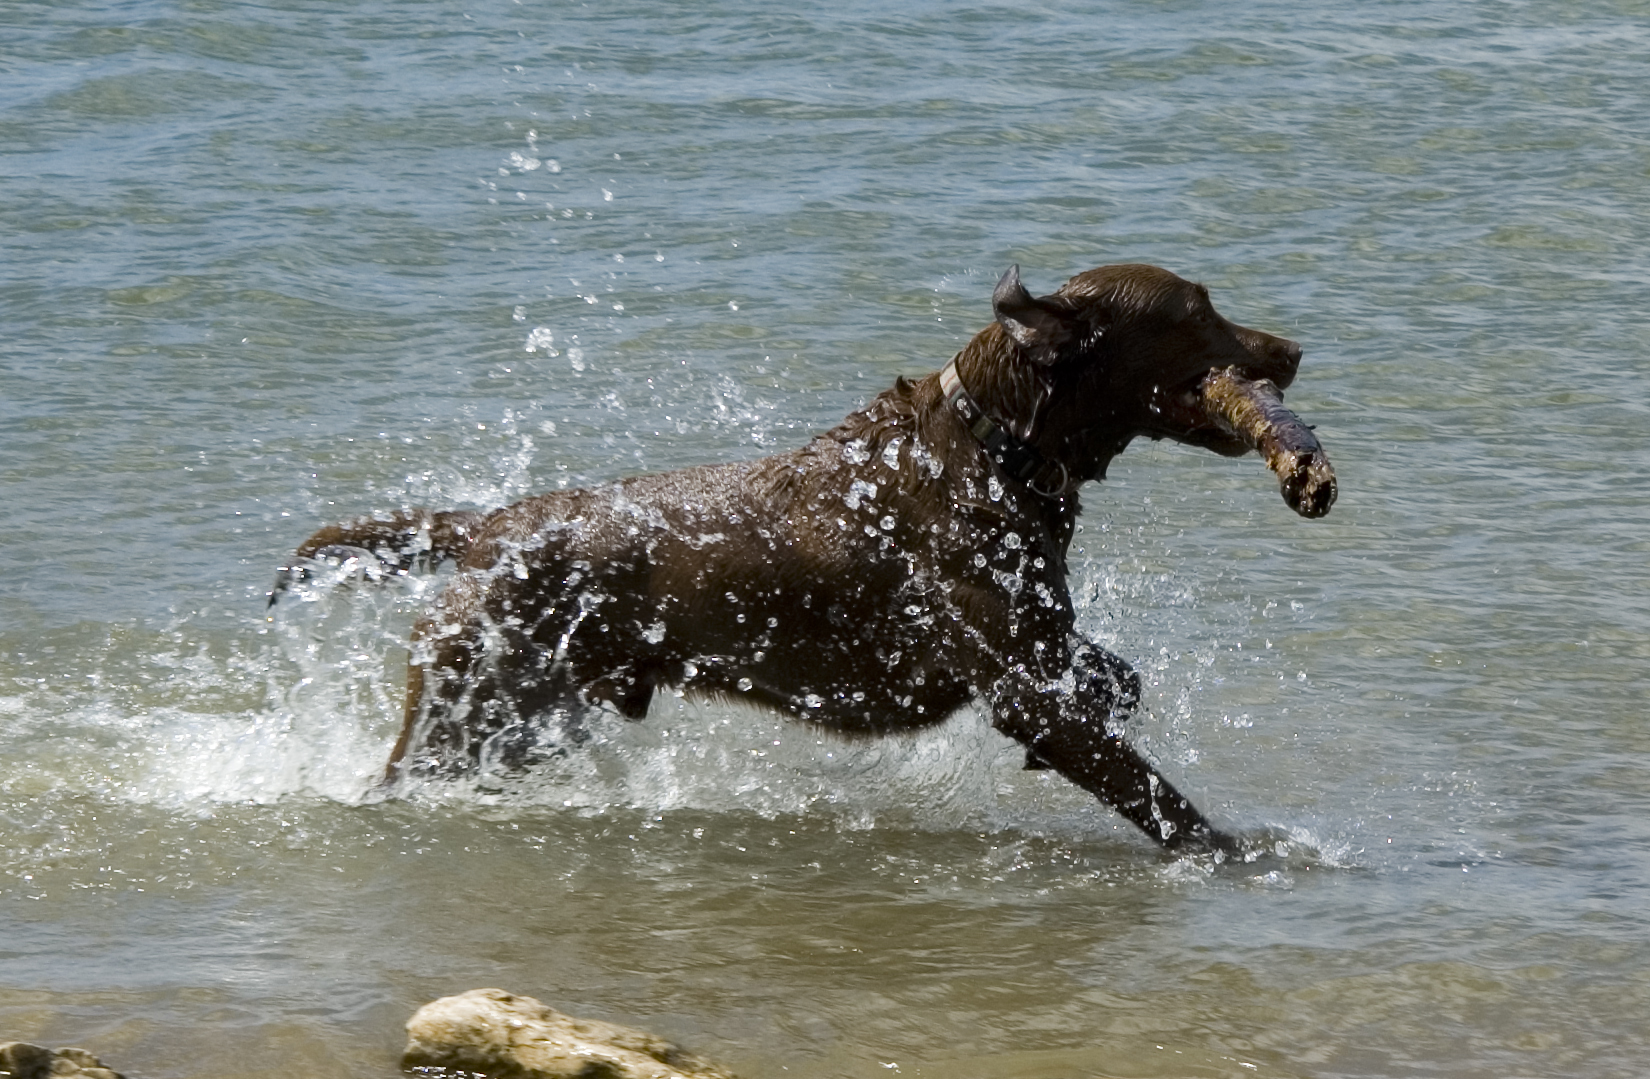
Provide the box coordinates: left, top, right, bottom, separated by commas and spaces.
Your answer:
0, 1043, 124, 1079
402, 989, 736, 1079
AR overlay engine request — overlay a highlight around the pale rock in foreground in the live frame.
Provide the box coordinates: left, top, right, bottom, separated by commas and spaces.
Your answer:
402, 989, 736, 1079
0, 1043, 124, 1079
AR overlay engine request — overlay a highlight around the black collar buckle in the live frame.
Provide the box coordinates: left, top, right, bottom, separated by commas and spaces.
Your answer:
939, 357, 1074, 500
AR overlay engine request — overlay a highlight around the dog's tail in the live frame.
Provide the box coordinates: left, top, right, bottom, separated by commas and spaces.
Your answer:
267, 508, 487, 608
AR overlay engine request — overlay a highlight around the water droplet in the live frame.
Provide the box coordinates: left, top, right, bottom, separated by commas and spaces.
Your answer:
880, 515, 896, 531
1003, 531, 1022, 549
737, 677, 753, 692
988, 476, 1004, 501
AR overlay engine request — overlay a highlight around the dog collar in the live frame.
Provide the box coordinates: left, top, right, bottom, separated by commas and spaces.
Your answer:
940, 357, 1073, 499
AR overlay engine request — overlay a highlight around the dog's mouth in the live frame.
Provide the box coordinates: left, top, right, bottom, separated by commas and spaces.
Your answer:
1152, 366, 1337, 518
1145, 368, 1254, 451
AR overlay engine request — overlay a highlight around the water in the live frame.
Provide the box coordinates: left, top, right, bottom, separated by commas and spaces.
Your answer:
4, 1, 1649, 1075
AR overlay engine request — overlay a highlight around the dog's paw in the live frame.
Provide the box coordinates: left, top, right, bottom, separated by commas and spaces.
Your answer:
1205, 824, 1337, 868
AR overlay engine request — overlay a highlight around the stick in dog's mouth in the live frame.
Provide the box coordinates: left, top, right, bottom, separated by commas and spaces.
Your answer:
1198, 366, 1338, 518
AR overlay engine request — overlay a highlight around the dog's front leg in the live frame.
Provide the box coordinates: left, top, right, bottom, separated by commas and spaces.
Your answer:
989, 656, 1236, 854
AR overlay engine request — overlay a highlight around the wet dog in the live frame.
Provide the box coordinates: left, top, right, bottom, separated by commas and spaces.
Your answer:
274, 264, 1329, 852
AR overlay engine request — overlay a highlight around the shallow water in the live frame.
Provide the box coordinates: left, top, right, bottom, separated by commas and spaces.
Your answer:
4, 1, 1650, 1076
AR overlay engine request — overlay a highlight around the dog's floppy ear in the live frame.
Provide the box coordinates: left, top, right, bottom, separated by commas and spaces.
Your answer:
992, 265, 1076, 365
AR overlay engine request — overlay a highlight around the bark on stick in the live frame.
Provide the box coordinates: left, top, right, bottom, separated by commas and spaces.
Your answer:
1200, 366, 1337, 518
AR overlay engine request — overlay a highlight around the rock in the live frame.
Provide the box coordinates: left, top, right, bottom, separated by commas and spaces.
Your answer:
402, 989, 736, 1079
0, 1043, 124, 1079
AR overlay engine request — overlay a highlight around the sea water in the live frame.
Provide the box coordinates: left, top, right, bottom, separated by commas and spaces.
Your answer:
3, 1, 1649, 1075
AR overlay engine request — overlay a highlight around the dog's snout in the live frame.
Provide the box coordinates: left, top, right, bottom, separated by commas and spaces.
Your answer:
1253, 332, 1302, 384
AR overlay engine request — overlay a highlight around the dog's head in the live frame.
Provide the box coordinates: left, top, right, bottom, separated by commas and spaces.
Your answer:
986, 263, 1303, 462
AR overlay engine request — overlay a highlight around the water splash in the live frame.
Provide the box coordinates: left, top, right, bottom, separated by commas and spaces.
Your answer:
0, 481, 1350, 861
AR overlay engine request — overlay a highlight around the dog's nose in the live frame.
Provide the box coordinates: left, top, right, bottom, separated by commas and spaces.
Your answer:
1268, 338, 1303, 382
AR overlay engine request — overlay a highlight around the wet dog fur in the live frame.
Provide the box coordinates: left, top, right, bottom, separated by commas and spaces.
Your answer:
275, 264, 1307, 852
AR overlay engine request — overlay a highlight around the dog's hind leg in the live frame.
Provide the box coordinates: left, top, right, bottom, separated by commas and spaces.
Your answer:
269, 509, 486, 607
990, 649, 1236, 854
382, 571, 491, 783
384, 616, 575, 784
381, 561, 642, 785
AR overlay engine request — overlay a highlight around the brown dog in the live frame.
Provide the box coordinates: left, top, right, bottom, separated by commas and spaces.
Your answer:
274, 264, 1328, 853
